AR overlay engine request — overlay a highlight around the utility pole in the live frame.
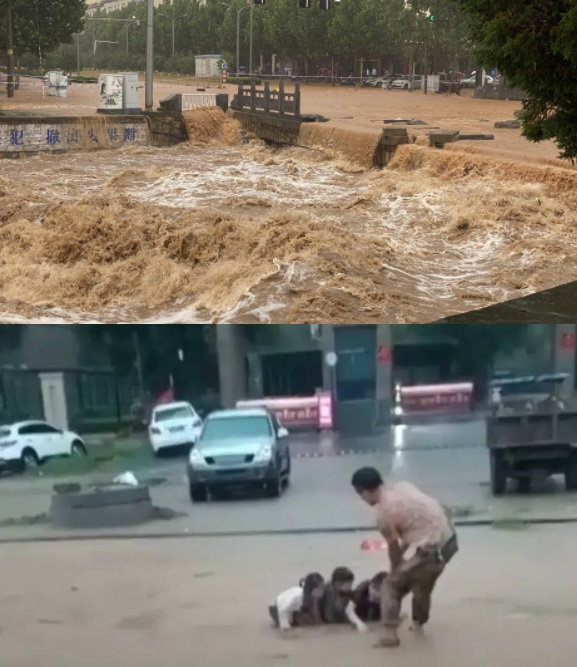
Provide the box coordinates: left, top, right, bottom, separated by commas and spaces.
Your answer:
75, 33, 81, 76
132, 330, 145, 398
145, 0, 154, 110
248, 1, 254, 75
236, 8, 242, 75
6, 0, 15, 98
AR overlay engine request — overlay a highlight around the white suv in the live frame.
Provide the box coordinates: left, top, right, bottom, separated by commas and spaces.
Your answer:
148, 401, 203, 455
0, 420, 87, 472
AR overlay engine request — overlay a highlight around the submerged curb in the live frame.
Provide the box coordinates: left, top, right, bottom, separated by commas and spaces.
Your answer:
1, 515, 577, 545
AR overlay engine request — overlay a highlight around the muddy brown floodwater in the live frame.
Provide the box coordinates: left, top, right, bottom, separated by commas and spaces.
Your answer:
1, 106, 577, 323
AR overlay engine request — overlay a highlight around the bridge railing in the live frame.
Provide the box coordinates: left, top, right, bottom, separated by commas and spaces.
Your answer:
231, 80, 301, 118
181, 93, 219, 110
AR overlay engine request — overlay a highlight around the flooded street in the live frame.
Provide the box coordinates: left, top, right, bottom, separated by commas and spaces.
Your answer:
2, 528, 577, 667
1, 109, 577, 323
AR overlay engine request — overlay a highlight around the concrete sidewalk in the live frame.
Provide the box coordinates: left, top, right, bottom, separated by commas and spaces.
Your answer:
0, 526, 576, 667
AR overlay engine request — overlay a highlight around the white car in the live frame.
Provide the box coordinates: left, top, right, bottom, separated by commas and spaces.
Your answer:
148, 401, 203, 455
0, 420, 87, 472
390, 75, 423, 90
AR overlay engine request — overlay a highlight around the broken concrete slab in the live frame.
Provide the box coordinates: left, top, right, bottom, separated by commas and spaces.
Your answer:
494, 120, 521, 129
459, 133, 495, 141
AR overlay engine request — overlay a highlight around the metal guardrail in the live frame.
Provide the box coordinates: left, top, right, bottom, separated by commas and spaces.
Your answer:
181, 93, 219, 111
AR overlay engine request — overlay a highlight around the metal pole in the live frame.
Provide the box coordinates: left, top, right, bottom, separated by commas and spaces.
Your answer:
172, 19, 175, 58
6, 0, 15, 98
249, 2, 254, 75
236, 9, 240, 75
145, 0, 154, 110
132, 330, 144, 398
76, 33, 81, 76
126, 27, 129, 57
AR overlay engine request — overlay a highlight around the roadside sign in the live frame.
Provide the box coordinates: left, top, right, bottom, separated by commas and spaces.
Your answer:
325, 351, 338, 367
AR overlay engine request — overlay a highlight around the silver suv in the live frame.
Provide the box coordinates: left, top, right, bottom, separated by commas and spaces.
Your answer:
186, 408, 291, 502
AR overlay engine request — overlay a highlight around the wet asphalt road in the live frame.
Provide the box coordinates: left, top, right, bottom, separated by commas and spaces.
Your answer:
1, 418, 577, 538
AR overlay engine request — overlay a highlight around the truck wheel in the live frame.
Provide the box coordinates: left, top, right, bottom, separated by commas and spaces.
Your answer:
564, 454, 577, 491
189, 484, 208, 503
490, 450, 507, 495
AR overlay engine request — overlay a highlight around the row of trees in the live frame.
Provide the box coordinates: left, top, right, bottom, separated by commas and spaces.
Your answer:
32, 0, 475, 79
2, 0, 576, 158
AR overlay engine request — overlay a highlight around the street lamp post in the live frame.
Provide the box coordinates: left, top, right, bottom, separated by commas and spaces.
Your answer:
222, 3, 248, 76
145, 0, 154, 110
157, 13, 188, 58
248, 1, 254, 75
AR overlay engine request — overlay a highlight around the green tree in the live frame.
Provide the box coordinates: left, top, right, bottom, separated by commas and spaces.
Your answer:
0, 0, 86, 67
80, 325, 218, 401
453, 0, 577, 160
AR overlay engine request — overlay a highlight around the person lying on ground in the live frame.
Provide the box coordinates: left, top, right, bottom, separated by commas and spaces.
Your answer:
309, 566, 368, 633
269, 567, 368, 633
268, 572, 324, 631
351, 467, 459, 649
353, 571, 388, 622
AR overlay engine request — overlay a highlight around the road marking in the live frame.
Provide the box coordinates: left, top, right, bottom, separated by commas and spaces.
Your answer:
292, 443, 484, 458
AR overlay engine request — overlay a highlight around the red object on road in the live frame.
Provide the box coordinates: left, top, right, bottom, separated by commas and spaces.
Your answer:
561, 333, 576, 351
361, 539, 388, 551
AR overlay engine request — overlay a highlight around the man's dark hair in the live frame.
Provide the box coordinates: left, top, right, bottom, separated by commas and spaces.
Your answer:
331, 566, 354, 584
351, 467, 383, 492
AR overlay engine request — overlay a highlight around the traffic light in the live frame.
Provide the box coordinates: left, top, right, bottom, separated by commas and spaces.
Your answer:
429, 14, 435, 21
320, 0, 330, 8
254, 0, 266, 4
299, 0, 312, 7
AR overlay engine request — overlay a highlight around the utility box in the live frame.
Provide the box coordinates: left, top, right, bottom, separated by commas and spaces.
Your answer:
194, 54, 223, 78
426, 75, 440, 93
98, 72, 141, 114
45, 71, 69, 97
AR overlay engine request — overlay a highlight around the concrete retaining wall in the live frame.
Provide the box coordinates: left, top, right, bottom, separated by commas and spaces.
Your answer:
232, 110, 301, 145
0, 112, 187, 158
0, 116, 148, 158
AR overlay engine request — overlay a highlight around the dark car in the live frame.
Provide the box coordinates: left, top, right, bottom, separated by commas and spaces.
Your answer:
186, 408, 291, 502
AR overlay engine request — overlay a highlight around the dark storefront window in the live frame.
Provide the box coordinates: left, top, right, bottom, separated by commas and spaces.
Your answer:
262, 351, 323, 397
334, 326, 377, 401
77, 373, 116, 411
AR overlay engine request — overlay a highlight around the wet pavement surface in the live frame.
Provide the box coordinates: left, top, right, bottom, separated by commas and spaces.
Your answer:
3, 527, 577, 667
1, 419, 577, 540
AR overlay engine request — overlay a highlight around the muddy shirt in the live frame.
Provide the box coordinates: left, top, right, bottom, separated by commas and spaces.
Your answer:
376, 481, 452, 559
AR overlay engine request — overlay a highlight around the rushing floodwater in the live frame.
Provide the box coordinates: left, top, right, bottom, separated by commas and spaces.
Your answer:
1, 111, 577, 323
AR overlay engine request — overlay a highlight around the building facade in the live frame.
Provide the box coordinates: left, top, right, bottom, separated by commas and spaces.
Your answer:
216, 324, 577, 433
0, 326, 137, 433
87, 0, 164, 16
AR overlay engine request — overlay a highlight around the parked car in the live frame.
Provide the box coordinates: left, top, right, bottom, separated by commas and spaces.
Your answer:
381, 73, 404, 89
389, 75, 423, 90
186, 407, 291, 502
148, 401, 203, 455
460, 74, 494, 89
0, 420, 87, 472
363, 76, 386, 88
